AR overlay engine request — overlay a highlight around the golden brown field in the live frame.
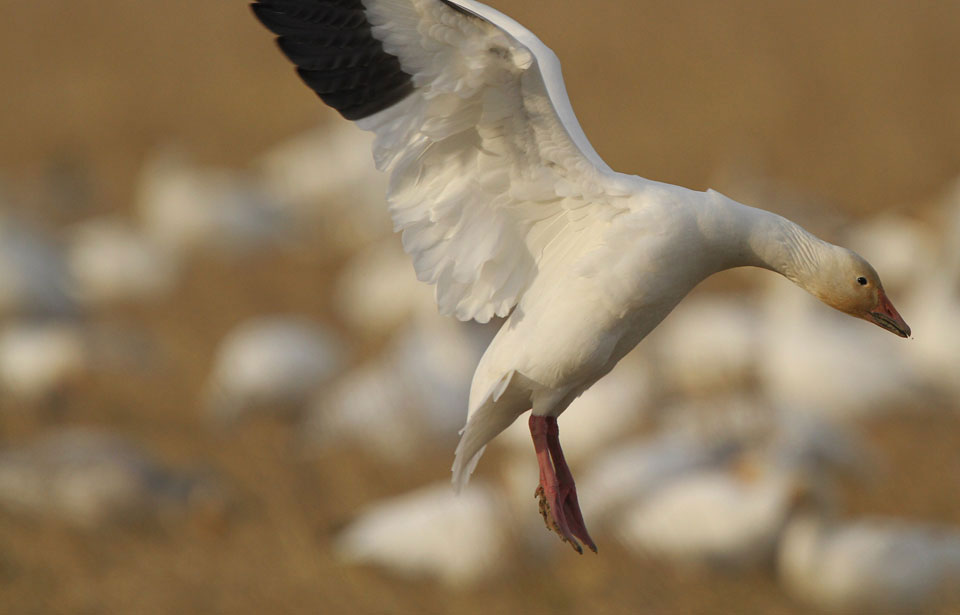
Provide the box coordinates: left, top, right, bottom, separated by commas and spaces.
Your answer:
1, 1, 959, 613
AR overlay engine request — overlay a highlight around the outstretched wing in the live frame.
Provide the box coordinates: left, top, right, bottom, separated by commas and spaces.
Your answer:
253, 0, 632, 322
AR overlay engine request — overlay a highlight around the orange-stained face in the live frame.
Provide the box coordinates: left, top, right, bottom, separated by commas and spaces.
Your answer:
813, 250, 911, 338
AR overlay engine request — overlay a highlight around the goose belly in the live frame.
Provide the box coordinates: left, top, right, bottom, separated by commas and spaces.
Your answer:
473, 274, 679, 415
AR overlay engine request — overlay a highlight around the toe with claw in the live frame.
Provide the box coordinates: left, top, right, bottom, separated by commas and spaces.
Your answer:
529, 414, 598, 554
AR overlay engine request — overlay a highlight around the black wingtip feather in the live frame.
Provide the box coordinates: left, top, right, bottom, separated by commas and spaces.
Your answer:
251, 0, 415, 121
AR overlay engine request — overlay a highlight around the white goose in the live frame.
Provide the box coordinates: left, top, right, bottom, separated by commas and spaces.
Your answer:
66, 217, 179, 306
253, 0, 910, 553
612, 457, 804, 570
334, 481, 509, 585
203, 316, 345, 423
0, 428, 224, 529
778, 510, 960, 613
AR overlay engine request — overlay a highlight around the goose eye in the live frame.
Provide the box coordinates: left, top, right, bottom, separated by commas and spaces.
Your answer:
856, 276, 868, 286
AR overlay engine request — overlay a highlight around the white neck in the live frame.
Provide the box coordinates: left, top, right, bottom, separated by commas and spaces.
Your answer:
698, 190, 837, 288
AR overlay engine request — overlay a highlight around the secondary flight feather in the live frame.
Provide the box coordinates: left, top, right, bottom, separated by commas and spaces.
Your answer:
254, 0, 632, 324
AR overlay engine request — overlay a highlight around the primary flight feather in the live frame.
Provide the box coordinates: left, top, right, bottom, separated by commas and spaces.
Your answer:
252, 0, 910, 554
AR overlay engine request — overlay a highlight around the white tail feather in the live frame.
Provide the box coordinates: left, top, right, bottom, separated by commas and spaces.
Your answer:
451, 370, 527, 491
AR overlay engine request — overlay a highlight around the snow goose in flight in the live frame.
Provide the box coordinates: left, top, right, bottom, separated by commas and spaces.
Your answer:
252, 0, 910, 553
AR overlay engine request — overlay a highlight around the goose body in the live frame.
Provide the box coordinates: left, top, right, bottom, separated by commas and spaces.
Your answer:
779, 512, 960, 613
136, 147, 288, 255
253, 0, 910, 552
577, 434, 741, 525
67, 217, 179, 306
651, 295, 762, 396
0, 428, 221, 528
0, 322, 86, 402
757, 280, 918, 419
307, 310, 493, 461
204, 316, 344, 423
332, 239, 434, 336
334, 481, 509, 586
0, 214, 76, 318
498, 350, 652, 465
614, 463, 800, 570
601, 409, 863, 569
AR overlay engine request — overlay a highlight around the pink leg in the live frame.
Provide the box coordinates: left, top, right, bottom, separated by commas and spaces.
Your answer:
529, 415, 598, 554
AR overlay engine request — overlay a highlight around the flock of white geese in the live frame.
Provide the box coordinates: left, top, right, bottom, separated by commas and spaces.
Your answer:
0, 122, 958, 611
1, 0, 960, 611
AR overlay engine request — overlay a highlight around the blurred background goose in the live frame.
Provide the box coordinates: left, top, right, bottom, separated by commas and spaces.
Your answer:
203, 316, 344, 424
779, 507, 960, 613
0, 428, 224, 529
0, 213, 76, 318
333, 481, 510, 586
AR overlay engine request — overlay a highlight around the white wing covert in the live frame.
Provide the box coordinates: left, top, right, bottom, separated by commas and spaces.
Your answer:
254, 0, 630, 321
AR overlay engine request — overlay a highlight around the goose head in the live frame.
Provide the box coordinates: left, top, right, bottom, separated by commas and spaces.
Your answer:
806, 248, 911, 338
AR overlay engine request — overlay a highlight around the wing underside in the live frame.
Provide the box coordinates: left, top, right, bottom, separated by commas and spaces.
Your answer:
254, 0, 629, 321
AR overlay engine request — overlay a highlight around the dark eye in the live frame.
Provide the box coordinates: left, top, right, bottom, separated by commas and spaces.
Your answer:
856, 276, 868, 286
